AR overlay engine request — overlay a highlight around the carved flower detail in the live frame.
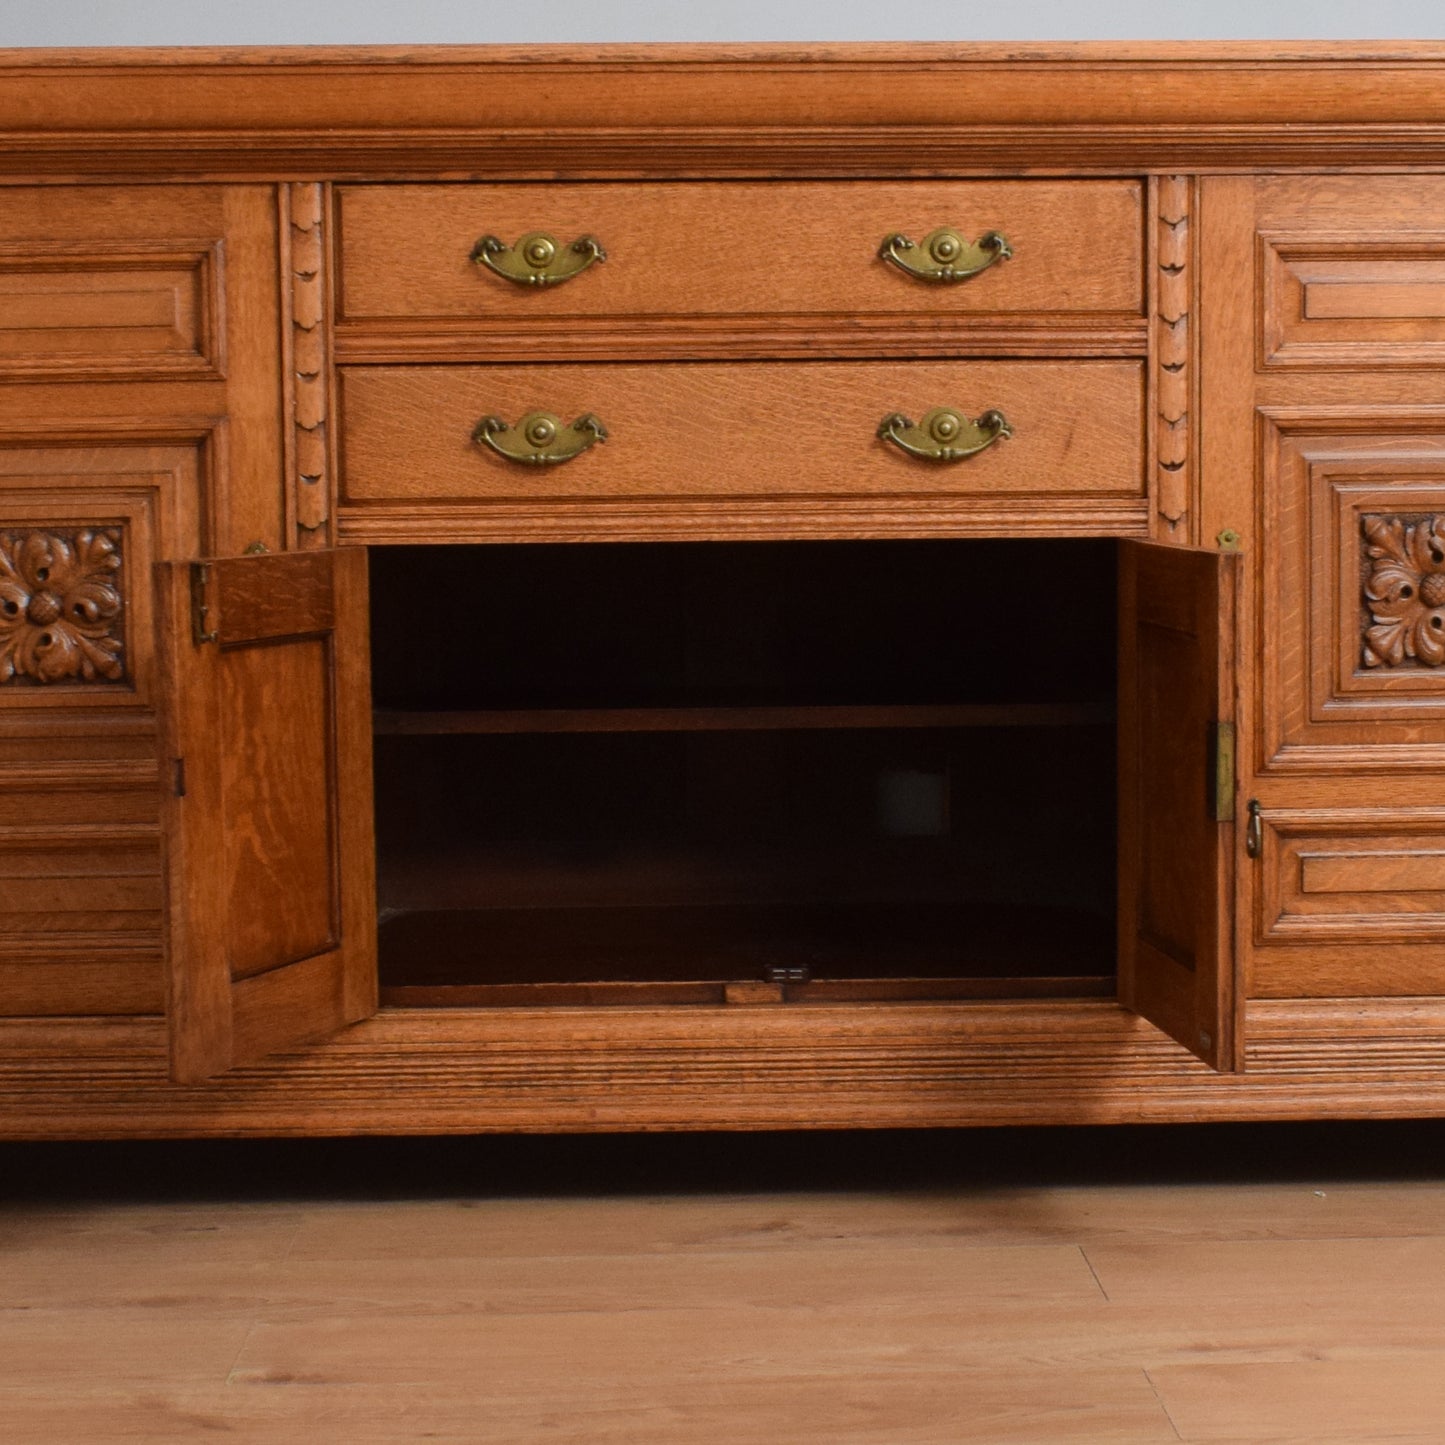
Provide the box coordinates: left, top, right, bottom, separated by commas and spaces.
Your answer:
1362, 514, 1445, 669
0, 529, 125, 684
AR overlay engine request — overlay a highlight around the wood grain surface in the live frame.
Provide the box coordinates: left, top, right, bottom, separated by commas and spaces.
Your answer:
1198, 171, 1445, 1016
1117, 540, 1239, 1071
15, 998, 1445, 1136
155, 548, 376, 1084
12, 45, 1445, 1136
335, 180, 1144, 330
3, 1131, 1445, 1443
10, 45, 1445, 174
0, 181, 283, 1028
338, 360, 1145, 506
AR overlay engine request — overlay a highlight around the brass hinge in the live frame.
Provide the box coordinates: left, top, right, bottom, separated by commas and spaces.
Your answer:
190, 562, 218, 645
1211, 721, 1236, 822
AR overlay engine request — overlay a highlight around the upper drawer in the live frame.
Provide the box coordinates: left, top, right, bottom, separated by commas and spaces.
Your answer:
335, 181, 1145, 350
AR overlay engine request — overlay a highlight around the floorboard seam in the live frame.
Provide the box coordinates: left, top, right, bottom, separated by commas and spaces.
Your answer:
223, 1318, 260, 1389
1143, 1367, 1185, 1443
1079, 1243, 1110, 1301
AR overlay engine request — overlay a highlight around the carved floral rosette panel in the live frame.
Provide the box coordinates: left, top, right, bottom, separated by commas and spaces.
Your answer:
1363, 513, 1445, 670
1256, 418, 1445, 771
0, 527, 125, 685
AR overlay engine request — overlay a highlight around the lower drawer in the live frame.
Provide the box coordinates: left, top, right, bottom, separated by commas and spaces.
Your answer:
337, 361, 1144, 518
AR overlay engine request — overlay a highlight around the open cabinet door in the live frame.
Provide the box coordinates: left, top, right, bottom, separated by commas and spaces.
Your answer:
155, 548, 376, 1084
1118, 539, 1242, 1072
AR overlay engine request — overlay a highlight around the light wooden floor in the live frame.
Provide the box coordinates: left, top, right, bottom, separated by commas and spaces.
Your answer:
3, 1123, 1445, 1443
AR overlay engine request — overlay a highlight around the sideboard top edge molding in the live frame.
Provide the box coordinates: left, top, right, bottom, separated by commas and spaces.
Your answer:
10, 41, 1445, 67
7, 45, 1445, 178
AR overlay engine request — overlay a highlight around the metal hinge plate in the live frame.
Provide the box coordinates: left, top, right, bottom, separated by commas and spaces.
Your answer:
190, 562, 218, 645
1211, 721, 1236, 822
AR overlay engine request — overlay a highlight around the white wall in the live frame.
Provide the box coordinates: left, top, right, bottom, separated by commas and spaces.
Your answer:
2, 0, 1445, 46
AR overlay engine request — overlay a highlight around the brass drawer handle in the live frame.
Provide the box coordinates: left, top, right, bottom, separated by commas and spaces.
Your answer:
473, 411, 608, 466
470, 232, 606, 288
878, 407, 1012, 462
879, 227, 1011, 283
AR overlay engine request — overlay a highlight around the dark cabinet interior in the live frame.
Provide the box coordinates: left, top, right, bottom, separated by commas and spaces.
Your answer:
368, 539, 1120, 1007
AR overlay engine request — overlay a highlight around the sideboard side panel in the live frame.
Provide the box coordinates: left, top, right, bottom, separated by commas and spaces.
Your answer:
0, 184, 285, 1020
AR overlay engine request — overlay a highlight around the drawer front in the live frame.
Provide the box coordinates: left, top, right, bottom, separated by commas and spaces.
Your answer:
336, 181, 1144, 330
338, 360, 1144, 509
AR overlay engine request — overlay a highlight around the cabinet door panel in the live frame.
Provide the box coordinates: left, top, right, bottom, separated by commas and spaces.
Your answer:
1202, 175, 1445, 1002
1118, 539, 1241, 1070
155, 547, 375, 1083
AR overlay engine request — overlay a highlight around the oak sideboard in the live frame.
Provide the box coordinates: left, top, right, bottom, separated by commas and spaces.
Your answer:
5, 43, 1445, 1136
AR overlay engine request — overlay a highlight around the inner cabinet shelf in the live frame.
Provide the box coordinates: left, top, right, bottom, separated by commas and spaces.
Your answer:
371, 701, 1115, 736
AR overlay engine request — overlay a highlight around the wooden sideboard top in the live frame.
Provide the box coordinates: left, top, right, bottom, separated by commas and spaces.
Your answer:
4, 42, 1445, 176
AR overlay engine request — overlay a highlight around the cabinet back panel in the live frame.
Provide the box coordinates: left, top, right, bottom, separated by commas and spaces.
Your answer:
373, 724, 1117, 990
369, 538, 1117, 712
370, 537, 1117, 997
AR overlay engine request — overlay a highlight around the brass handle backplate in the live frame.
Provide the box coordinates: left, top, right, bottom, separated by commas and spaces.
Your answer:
879, 227, 1012, 283
878, 407, 1012, 463
470, 232, 606, 288
473, 411, 608, 466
